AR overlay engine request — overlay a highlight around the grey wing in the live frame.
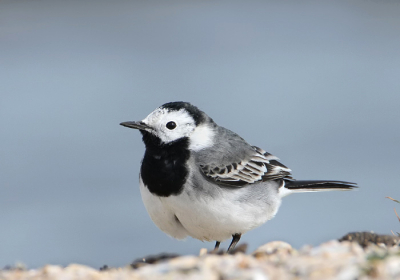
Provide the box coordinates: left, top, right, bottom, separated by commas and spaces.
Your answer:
195, 127, 292, 187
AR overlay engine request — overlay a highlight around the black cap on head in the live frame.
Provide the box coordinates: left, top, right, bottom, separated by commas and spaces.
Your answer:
160, 101, 208, 125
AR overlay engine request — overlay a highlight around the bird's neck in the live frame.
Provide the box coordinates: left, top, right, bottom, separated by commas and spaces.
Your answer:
140, 131, 191, 197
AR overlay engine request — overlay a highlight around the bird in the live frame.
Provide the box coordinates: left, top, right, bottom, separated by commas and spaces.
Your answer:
120, 101, 357, 253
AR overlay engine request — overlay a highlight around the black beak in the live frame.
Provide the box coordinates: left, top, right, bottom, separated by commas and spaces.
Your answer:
120, 121, 151, 131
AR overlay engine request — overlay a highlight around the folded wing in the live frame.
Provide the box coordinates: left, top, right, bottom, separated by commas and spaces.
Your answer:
200, 146, 292, 187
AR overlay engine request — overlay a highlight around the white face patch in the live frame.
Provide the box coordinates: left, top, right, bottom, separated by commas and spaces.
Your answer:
142, 107, 197, 144
188, 124, 215, 151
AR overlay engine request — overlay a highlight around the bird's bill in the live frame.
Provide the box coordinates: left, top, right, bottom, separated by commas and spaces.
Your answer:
120, 121, 151, 131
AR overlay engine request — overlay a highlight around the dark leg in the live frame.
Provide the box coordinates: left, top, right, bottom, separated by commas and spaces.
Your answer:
227, 233, 241, 253
214, 241, 221, 251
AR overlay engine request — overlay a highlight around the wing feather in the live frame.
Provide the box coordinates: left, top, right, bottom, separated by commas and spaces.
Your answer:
200, 145, 292, 186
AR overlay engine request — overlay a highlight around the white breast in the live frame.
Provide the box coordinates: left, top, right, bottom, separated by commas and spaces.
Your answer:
139, 174, 282, 242
139, 176, 189, 240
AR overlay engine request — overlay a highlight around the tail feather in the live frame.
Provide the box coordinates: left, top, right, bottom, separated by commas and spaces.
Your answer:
279, 180, 357, 197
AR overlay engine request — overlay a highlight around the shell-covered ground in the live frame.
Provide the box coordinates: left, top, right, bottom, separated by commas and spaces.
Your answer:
2, 233, 400, 280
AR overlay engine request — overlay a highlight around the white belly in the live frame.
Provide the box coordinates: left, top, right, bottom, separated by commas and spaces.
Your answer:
139, 176, 189, 239
139, 176, 281, 242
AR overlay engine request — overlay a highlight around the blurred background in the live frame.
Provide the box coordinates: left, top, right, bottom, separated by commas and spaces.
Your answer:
1, 0, 399, 269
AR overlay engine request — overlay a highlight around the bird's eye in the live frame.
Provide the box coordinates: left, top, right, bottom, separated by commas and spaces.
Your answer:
166, 121, 176, 130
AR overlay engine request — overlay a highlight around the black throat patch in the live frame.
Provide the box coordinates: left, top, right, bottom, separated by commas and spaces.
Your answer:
140, 131, 190, 197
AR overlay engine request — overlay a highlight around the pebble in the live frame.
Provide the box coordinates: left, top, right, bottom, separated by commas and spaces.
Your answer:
1, 237, 399, 280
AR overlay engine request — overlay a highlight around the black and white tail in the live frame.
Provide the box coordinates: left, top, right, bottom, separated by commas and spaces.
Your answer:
279, 180, 357, 197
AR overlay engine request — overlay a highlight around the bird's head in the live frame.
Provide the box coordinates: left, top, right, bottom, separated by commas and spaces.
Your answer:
121, 102, 216, 151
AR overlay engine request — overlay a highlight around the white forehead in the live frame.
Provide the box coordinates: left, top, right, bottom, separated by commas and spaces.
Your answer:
142, 107, 194, 126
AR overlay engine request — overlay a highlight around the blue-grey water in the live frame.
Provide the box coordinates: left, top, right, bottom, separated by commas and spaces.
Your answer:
1, 0, 399, 269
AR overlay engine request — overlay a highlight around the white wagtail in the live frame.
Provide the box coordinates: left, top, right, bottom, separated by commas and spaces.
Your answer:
121, 101, 356, 252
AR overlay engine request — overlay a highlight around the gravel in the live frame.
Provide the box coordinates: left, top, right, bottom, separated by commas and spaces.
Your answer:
2, 233, 400, 280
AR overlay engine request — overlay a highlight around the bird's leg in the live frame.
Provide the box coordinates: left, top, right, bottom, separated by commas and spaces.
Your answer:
210, 241, 221, 254
227, 233, 241, 253
214, 241, 221, 251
